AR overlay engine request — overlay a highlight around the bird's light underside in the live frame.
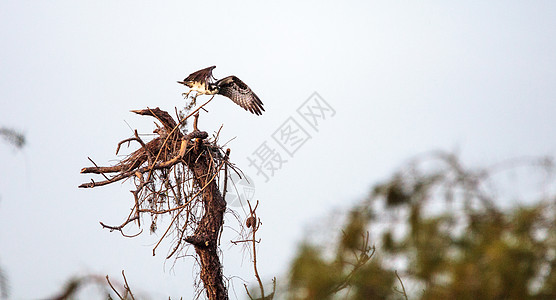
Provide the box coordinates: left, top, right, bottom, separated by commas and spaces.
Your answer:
177, 66, 265, 116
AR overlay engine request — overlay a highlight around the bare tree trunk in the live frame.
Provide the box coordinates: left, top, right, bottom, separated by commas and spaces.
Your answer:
185, 141, 228, 300
80, 107, 229, 300
139, 108, 229, 300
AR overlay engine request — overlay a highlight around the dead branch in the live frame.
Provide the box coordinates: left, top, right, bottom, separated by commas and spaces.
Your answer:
248, 201, 265, 298
80, 107, 228, 299
394, 270, 409, 300
233, 200, 276, 300
48, 273, 134, 300
121, 270, 136, 300
99, 216, 142, 238
106, 275, 124, 300
79, 131, 208, 188
106, 270, 136, 300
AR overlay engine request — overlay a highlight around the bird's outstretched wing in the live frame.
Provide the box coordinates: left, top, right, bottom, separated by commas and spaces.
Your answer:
177, 65, 216, 86
216, 76, 265, 115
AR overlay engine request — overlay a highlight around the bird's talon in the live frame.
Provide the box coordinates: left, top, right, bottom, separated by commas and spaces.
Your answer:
182, 91, 192, 99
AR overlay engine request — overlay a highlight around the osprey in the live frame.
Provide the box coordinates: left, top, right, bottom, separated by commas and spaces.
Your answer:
177, 66, 265, 115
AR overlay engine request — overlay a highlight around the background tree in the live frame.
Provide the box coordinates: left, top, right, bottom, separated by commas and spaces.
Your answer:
287, 151, 556, 299
0, 126, 25, 299
0, 127, 25, 150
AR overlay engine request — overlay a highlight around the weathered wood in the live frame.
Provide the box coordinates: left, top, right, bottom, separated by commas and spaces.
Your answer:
80, 108, 228, 299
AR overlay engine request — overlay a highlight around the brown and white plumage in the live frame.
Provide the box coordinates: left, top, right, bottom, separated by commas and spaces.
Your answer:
215, 76, 264, 115
177, 66, 265, 115
177, 66, 216, 94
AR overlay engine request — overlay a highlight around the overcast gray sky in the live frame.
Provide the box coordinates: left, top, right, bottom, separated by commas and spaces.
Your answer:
1, 1, 556, 299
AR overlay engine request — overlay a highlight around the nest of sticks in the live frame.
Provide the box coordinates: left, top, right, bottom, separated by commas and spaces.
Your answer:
80, 107, 231, 258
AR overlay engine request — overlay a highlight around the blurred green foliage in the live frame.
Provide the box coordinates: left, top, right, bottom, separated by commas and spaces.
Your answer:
286, 152, 556, 299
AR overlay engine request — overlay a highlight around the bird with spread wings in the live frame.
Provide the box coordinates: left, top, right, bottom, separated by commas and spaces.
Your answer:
177, 66, 265, 115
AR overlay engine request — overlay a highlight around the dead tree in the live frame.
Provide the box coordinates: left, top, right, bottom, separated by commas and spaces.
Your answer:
80, 106, 230, 299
